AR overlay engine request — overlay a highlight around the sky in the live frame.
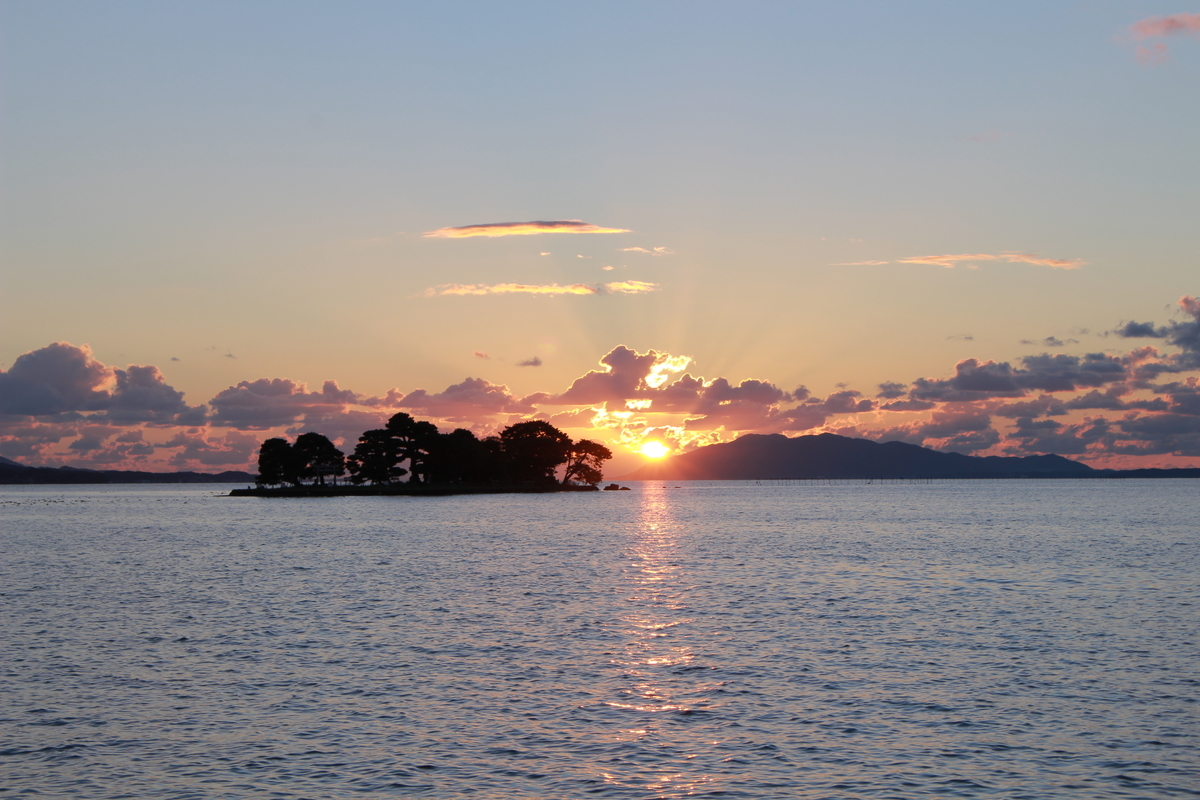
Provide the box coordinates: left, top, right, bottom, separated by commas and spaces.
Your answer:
2, 1, 1199, 475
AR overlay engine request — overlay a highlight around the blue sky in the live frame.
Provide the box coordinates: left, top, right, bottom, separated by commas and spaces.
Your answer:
2, 1, 1198, 471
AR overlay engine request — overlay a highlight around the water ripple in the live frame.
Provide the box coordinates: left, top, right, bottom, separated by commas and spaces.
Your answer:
1, 481, 1198, 797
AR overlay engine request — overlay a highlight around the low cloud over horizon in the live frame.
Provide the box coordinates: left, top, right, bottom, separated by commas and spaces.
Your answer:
3, 296, 1199, 471
424, 220, 631, 238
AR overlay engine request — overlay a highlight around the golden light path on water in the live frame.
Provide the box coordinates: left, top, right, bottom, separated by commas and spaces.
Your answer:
597, 483, 720, 797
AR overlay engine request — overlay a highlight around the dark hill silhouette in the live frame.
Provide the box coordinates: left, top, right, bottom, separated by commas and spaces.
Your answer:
0, 459, 254, 484
622, 433, 1095, 480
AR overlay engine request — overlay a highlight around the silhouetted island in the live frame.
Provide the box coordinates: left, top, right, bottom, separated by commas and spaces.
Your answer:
621, 432, 1200, 481
231, 414, 613, 497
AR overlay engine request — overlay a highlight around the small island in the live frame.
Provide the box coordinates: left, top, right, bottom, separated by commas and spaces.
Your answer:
231, 414, 613, 497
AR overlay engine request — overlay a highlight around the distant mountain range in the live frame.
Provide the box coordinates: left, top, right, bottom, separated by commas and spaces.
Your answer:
4, 433, 1197, 485
621, 433, 1200, 481
0, 456, 254, 485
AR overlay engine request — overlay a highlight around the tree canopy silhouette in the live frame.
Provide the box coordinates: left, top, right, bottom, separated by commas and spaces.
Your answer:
258, 416, 610, 489
256, 437, 298, 487
500, 420, 573, 483
384, 412, 439, 485
562, 439, 613, 486
292, 432, 346, 486
346, 428, 407, 485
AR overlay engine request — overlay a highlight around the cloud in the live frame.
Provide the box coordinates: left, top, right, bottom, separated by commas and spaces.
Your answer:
1005, 253, 1087, 269
400, 377, 535, 419
1136, 43, 1170, 65
8, 295, 1200, 470
285, 409, 394, 451
0, 342, 113, 415
543, 346, 693, 405
517, 357, 543, 367
1116, 297, 1200, 372
424, 220, 631, 238
1019, 336, 1077, 347
474, 351, 491, 359
208, 378, 359, 430
1166, 296, 1200, 363
163, 430, 262, 468
600, 281, 658, 294
993, 395, 1069, 418
896, 252, 1085, 269
107, 365, 199, 424
423, 281, 658, 296
0, 342, 200, 423
1115, 321, 1168, 338
865, 406, 1000, 454
1127, 16, 1200, 63
619, 246, 674, 255
1131, 13, 1200, 39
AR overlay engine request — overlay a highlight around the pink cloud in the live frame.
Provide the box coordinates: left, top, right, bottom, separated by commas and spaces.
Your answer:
400, 377, 536, 419
208, 378, 359, 429
1131, 13, 1200, 39
1129, 13, 1200, 63
896, 252, 1085, 269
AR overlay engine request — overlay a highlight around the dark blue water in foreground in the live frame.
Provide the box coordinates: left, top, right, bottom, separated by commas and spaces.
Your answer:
2, 480, 1198, 799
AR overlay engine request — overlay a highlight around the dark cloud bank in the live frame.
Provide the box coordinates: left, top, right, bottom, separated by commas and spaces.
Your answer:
3, 297, 1199, 470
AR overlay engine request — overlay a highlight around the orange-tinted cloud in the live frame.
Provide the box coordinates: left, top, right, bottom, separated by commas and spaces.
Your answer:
619, 246, 674, 255
601, 281, 659, 294
896, 252, 1085, 269
423, 281, 658, 296
424, 220, 631, 238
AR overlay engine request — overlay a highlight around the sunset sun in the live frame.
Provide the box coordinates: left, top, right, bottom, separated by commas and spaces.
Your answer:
639, 441, 671, 459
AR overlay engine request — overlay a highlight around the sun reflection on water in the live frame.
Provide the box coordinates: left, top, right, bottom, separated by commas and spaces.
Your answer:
595, 483, 721, 797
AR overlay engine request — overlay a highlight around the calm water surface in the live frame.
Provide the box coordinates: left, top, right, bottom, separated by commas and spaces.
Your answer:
1, 480, 1198, 799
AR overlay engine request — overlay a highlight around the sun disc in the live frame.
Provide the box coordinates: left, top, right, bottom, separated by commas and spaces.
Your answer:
640, 441, 670, 459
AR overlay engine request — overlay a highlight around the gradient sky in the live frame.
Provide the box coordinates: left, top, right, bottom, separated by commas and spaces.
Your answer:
2, 1, 1198, 474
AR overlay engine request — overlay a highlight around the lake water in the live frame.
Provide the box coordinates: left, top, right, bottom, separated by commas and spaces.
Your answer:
2, 480, 1198, 799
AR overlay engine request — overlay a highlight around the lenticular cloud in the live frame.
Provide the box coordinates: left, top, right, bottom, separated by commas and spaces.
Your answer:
424, 220, 631, 238
896, 253, 1085, 269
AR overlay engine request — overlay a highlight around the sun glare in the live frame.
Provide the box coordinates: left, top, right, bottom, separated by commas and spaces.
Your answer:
640, 441, 671, 459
